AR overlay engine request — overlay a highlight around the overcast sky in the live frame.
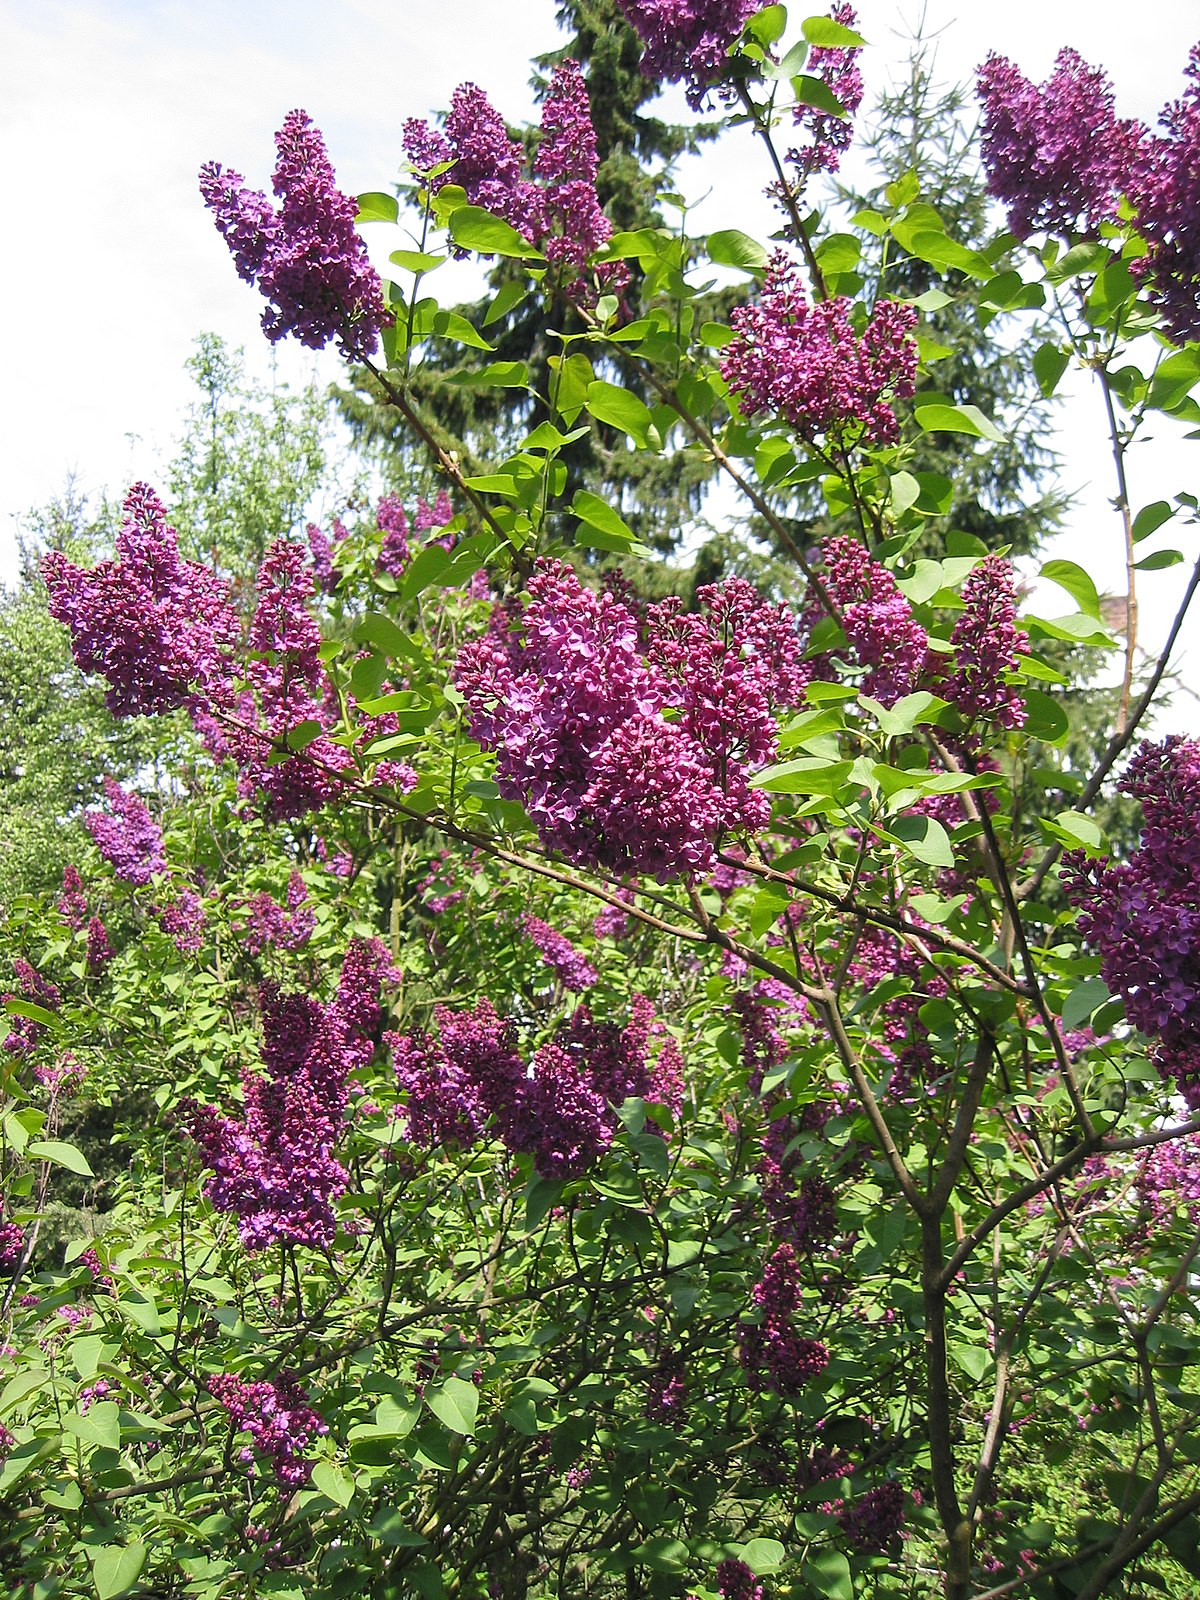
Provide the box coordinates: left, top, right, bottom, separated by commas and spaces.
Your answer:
2, 0, 1197, 724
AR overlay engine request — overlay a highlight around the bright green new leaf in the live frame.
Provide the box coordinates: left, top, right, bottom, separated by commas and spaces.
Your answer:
355, 191, 399, 224
29, 1140, 94, 1177
913, 400, 1005, 442
312, 1460, 355, 1508
802, 13, 865, 44
64, 1399, 120, 1450
1040, 559, 1102, 619
92, 1542, 148, 1600
740, 1538, 786, 1574
425, 1376, 479, 1435
706, 230, 769, 273
1131, 500, 1173, 542
585, 381, 654, 445
448, 205, 544, 259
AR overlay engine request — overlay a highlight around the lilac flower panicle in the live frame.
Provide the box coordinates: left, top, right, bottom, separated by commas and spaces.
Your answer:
86, 917, 114, 974
413, 489, 454, 532
739, 1242, 829, 1396
2, 958, 62, 1055
376, 496, 411, 577
201, 110, 390, 360
0, 1221, 24, 1270
715, 1557, 766, 1600
837, 1481, 907, 1550
84, 780, 167, 885
240, 870, 315, 954
534, 60, 612, 266
209, 1372, 328, 1486
975, 48, 1146, 241
942, 555, 1028, 731
42, 482, 239, 718
820, 535, 928, 707
1129, 46, 1200, 345
723, 256, 918, 448
789, 5, 864, 178
57, 865, 88, 930
616, 0, 759, 109
1066, 737, 1200, 1101
155, 887, 208, 955
524, 915, 598, 991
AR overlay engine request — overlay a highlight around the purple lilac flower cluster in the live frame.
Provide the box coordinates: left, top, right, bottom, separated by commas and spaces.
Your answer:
1066, 737, 1200, 1102
456, 560, 807, 882
1129, 46, 1200, 345
57, 865, 88, 930
0, 1220, 24, 1270
83, 779, 167, 885
1136, 1130, 1200, 1229
42, 483, 239, 718
200, 110, 390, 360
239, 871, 316, 955
376, 496, 411, 578
788, 6, 864, 179
155, 887, 208, 955
3, 958, 62, 1054
819, 535, 928, 707
86, 918, 114, 973
404, 63, 621, 294
645, 1353, 687, 1420
615, 0, 758, 109
186, 940, 397, 1249
739, 1242, 829, 1396
306, 521, 343, 592
835, 1480, 907, 1550
722, 255, 918, 448
759, 1110, 838, 1252
208, 1372, 328, 1486
975, 49, 1145, 242
941, 555, 1028, 732
393, 994, 679, 1178
714, 1557, 766, 1600
35, 1051, 87, 1097
524, 916, 599, 992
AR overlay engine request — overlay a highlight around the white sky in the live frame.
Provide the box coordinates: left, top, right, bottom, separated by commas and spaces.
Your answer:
2, 0, 1197, 726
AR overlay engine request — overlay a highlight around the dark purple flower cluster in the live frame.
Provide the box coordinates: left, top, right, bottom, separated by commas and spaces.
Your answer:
200, 110, 390, 360
404, 64, 620, 291
524, 916, 598, 992
306, 521, 342, 592
86, 917, 114, 974
788, 6, 864, 178
723, 256, 918, 448
413, 489, 454, 533
187, 942, 395, 1249
209, 1372, 328, 1486
1129, 46, 1200, 345
42, 483, 239, 718
155, 887, 208, 955
759, 1112, 838, 1252
35, 1050, 87, 1097
739, 1242, 829, 1396
820, 535, 928, 707
376, 496, 411, 577
57, 865, 88, 930
239, 871, 316, 955
3, 958, 62, 1055
83, 779, 166, 885
1066, 737, 1200, 1102
942, 555, 1027, 732
616, 0, 758, 109
1136, 1130, 1200, 1229
0, 1220, 25, 1270
456, 560, 807, 882
714, 1557, 766, 1600
836, 1480, 907, 1550
645, 1353, 687, 1420
393, 994, 678, 1178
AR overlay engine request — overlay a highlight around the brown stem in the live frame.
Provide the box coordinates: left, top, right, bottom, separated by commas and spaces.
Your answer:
1097, 364, 1138, 735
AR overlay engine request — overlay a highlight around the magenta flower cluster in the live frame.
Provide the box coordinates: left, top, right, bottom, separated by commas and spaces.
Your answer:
3, 958, 61, 1055
57, 865, 88, 930
820, 535, 928, 707
942, 555, 1028, 732
155, 887, 208, 955
835, 1481, 907, 1551
739, 1242, 830, 1396
722, 255, 918, 448
788, 5, 864, 179
208, 1372, 328, 1486
524, 916, 598, 992
975, 49, 1145, 242
200, 110, 390, 360
187, 939, 397, 1249
42, 483, 238, 718
239, 871, 316, 955
1066, 737, 1200, 1102
1129, 46, 1200, 345
456, 560, 808, 882
84, 780, 166, 886
404, 62, 618, 281
376, 496, 412, 578
714, 1557, 766, 1600
615, 0, 757, 109
759, 1110, 837, 1253
393, 994, 679, 1179
0, 1221, 24, 1271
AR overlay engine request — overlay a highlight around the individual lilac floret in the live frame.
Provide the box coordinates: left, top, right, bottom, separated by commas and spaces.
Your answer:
723, 255, 918, 448
200, 110, 390, 361
739, 1242, 829, 1396
715, 1557, 766, 1600
975, 48, 1146, 241
788, 5, 864, 179
942, 555, 1027, 732
1130, 45, 1200, 345
57, 865, 88, 930
84, 780, 167, 885
616, 0, 758, 109
525, 916, 598, 992
42, 482, 239, 718
209, 1373, 328, 1486
3, 958, 61, 1055
1065, 737, 1200, 1103
820, 535, 928, 707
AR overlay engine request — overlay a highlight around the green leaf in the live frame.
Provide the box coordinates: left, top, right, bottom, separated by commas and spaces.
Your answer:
740, 1538, 786, 1574
950, 1344, 989, 1381
356, 191, 398, 224
311, 1460, 355, 1508
1033, 342, 1071, 398
706, 229, 769, 273
92, 1541, 148, 1600
913, 400, 1005, 442
1136, 548, 1183, 570
389, 248, 445, 273
29, 1140, 93, 1177
448, 205, 543, 259
861, 691, 947, 738
482, 280, 529, 326
1131, 500, 1173, 542
801, 13, 865, 44
789, 73, 848, 117
1062, 976, 1112, 1033
400, 546, 452, 602
374, 1393, 422, 1437
1044, 810, 1107, 857
1021, 688, 1069, 746
744, 3, 787, 45
355, 612, 423, 665
750, 757, 855, 795
64, 1400, 120, 1450
889, 471, 921, 516
425, 1376, 479, 1436
4, 999, 60, 1030
803, 1550, 853, 1600
0, 1439, 46, 1493
749, 882, 793, 939
585, 381, 654, 445
907, 230, 994, 280
1040, 558, 1101, 619
884, 814, 954, 868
